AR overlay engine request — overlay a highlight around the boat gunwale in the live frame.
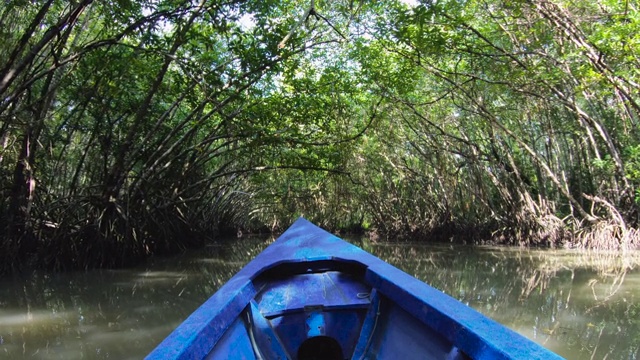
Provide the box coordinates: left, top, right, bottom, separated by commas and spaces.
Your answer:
145, 218, 564, 360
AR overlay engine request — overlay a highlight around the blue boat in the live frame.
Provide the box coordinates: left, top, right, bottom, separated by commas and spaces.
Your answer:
147, 218, 563, 360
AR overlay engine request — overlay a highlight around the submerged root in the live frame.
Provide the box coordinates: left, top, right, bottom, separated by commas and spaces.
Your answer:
575, 220, 640, 251
489, 209, 571, 247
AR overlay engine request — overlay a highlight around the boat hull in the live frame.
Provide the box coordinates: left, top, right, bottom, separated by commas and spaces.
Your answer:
147, 218, 563, 360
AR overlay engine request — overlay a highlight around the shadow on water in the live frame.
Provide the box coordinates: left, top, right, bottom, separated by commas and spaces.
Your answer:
0, 236, 272, 359
1, 236, 639, 359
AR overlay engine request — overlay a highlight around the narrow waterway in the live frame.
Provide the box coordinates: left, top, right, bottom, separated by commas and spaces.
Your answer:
0, 237, 639, 359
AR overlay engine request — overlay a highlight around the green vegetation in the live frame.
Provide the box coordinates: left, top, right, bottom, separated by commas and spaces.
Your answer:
1, 0, 639, 273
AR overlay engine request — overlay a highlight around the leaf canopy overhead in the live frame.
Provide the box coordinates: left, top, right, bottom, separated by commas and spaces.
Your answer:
1, 0, 639, 273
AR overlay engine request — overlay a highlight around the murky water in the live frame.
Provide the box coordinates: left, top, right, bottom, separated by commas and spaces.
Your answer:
1, 237, 639, 359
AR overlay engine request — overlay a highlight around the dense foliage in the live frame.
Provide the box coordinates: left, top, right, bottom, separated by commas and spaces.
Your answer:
1, 0, 639, 273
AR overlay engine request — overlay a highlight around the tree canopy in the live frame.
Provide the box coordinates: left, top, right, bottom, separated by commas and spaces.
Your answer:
1, 0, 639, 273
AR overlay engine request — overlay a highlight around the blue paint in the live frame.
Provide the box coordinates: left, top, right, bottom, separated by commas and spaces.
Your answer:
204, 317, 255, 360
351, 289, 380, 358
247, 301, 289, 359
306, 312, 324, 337
147, 217, 564, 360
255, 271, 370, 318
362, 295, 461, 359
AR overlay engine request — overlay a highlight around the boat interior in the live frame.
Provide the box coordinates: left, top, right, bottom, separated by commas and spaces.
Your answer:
205, 260, 470, 360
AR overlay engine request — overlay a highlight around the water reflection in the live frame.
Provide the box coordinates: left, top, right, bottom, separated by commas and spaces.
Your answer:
0, 237, 272, 359
356, 241, 640, 360
0, 237, 638, 359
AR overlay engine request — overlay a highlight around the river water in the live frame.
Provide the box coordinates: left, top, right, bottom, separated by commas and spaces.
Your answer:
0, 237, 639, 359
